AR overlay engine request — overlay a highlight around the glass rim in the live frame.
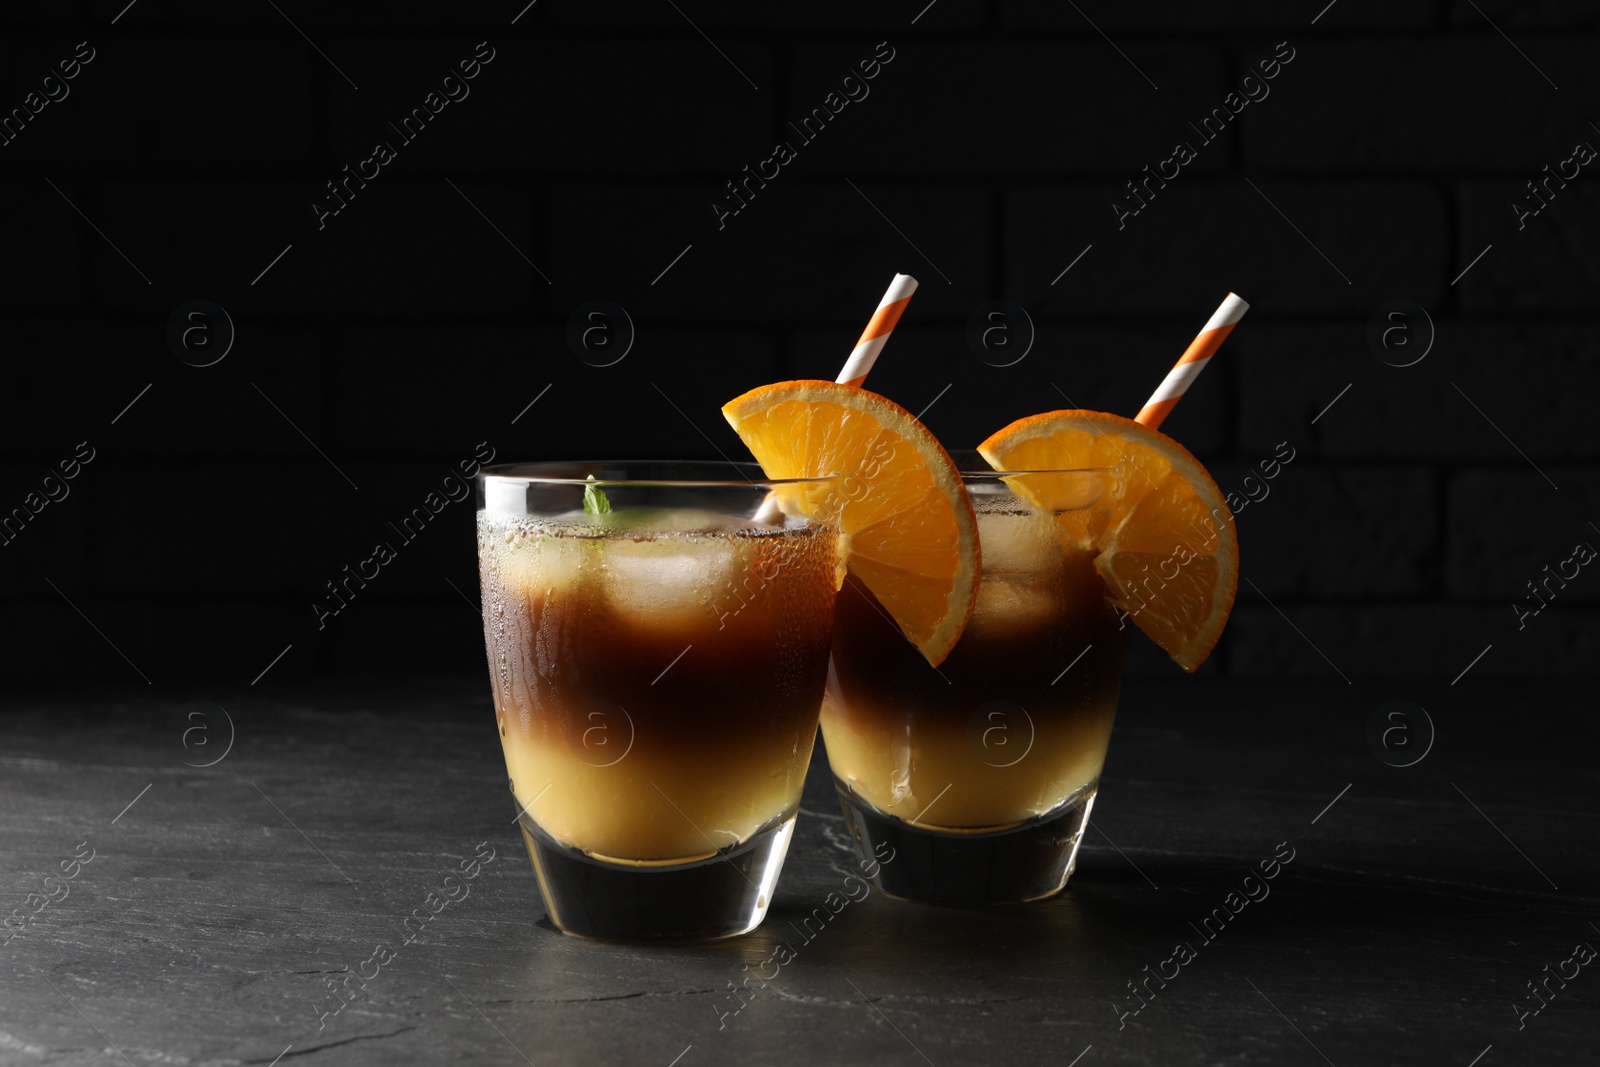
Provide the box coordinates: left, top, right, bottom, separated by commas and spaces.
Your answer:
477, 460, 836, 489
958, 465, 1116, 479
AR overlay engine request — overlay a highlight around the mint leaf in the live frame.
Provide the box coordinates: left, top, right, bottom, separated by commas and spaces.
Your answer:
582, 475, 613, 516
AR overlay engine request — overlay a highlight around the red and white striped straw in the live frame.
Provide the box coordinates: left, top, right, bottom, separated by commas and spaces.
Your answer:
835, 273, 918, 387
752, 274, 919, 523
1134, 292, 1249, 430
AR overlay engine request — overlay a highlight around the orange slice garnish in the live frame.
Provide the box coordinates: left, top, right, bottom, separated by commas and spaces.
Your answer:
723, 380, 980, 666
978, 410, 1238, 672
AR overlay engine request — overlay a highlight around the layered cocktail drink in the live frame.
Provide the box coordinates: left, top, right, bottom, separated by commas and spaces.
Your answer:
475, 462, 838, 941
823, 466, 1127, 903
718, 370, 1238, 907
473, 285, 1243, 929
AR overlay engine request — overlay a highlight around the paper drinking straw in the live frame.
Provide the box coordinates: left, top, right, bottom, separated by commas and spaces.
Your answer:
835, 273, 919, 387
1134, 292, 1249, 430
752, 274, 920, 523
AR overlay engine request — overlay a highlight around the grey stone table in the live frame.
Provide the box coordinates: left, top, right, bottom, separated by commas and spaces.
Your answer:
1, 676, 1595, 1066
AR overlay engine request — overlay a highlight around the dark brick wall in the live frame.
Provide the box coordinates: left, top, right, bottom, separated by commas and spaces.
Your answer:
1, 1, 1595, 685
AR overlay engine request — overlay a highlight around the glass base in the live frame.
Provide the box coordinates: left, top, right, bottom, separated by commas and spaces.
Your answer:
514, 804, 796, 942
834, 778, 1098, 905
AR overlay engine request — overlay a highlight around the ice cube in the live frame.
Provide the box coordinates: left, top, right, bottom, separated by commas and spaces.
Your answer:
606, 507, 749, 535
977, 509, 1062, 574
971, 577, 1057, 637
497, 526, 592, 600
601, 533, 736, 632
